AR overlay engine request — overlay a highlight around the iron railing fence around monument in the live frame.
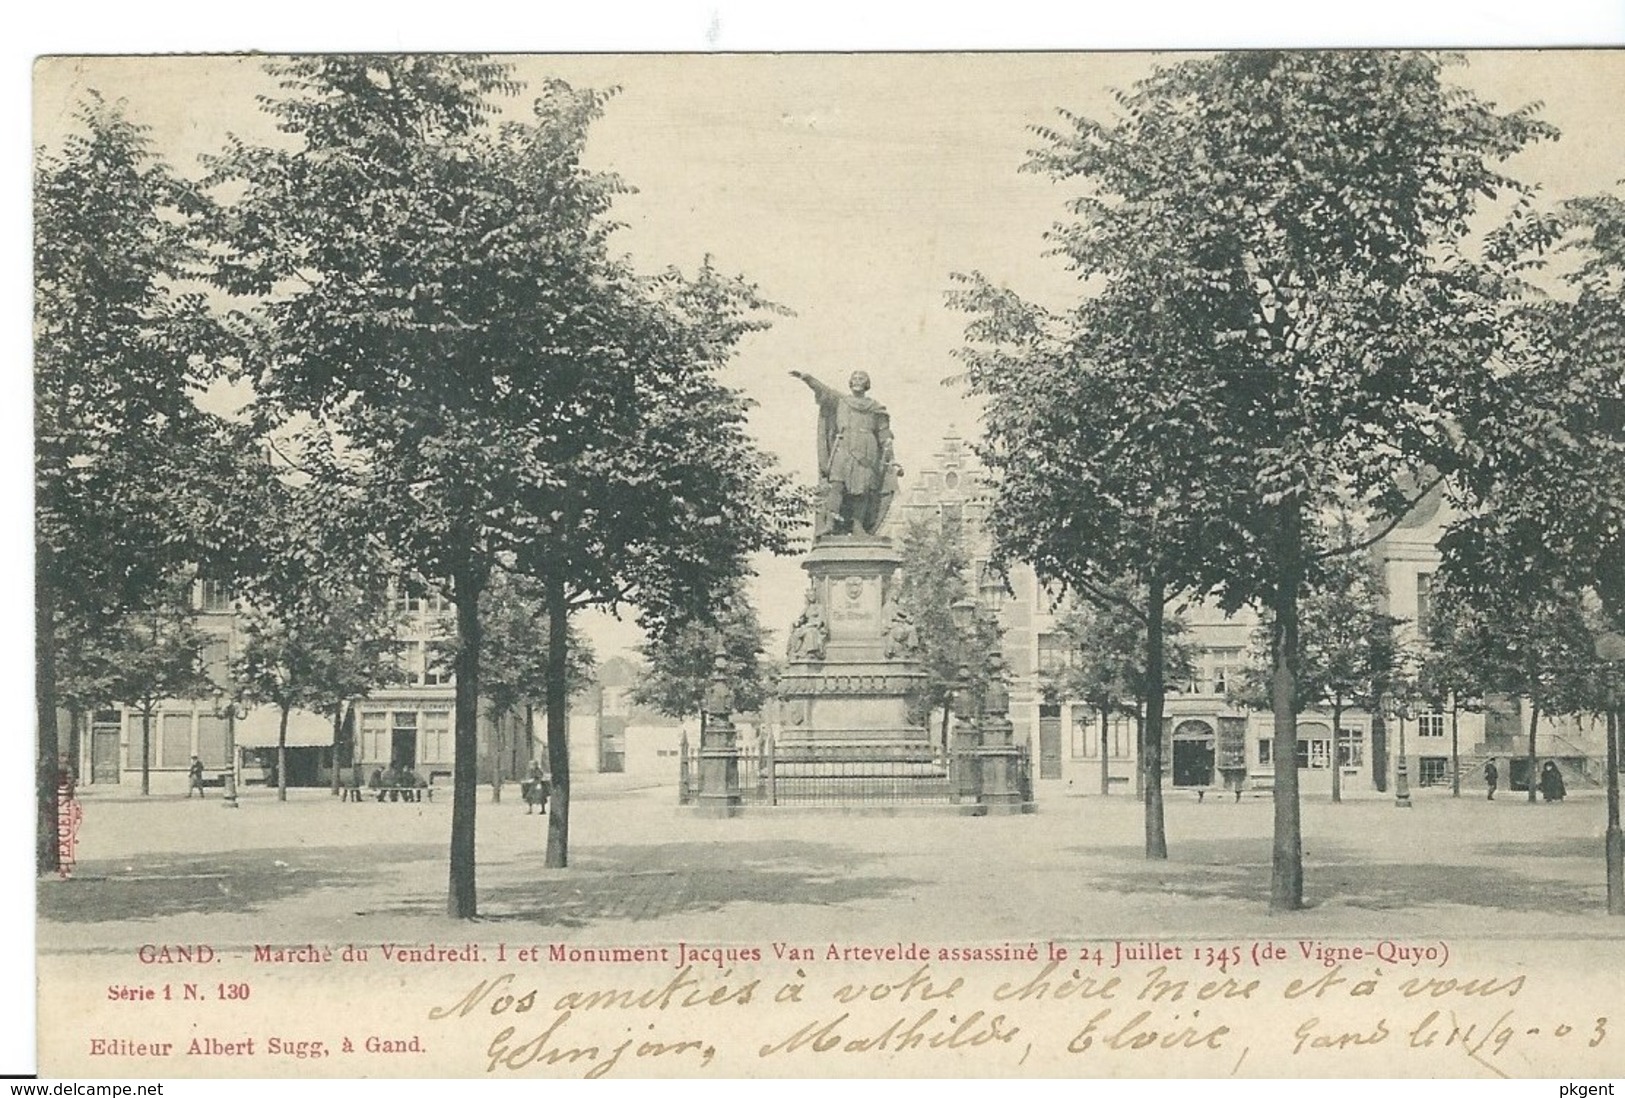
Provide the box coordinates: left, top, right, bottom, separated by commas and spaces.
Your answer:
678, 734, 1033, 807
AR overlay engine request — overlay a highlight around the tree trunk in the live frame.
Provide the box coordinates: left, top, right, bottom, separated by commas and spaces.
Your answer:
276, 706, 290, 802
1370, 705, 1388, 793
67, 705, 83, 786
1100, 706, 1110, 795
940, 703, 952, 761
1143, 573, 1168, 860
490, 710, 504, 804
1269, 500, 1305, 911
36, 563, 61, 874
1330, 695, 1343, 804
1526, 687, 1540, 805
544, 575, 571, 869
1450, 695, 1461, 798
1134, 708, 1145, 799
448, 569, 485, 919
330, 705, 344, 797
1605, 706, 1622, 916
140, 706, 152, 797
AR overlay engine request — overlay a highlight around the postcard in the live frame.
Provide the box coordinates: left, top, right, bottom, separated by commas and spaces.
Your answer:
32, 50, 1625, 1080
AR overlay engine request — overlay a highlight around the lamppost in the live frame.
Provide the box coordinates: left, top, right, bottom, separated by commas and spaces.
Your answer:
1595, 626, 1625, 916
212, 688, 246, 808
1390, 693, 1412, 809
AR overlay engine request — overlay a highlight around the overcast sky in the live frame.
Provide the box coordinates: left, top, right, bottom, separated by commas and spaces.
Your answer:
32, 50, 1625, 660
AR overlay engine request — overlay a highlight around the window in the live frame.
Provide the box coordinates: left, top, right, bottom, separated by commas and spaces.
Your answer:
1037, 633, 1071, 673
201, 637, 230, 684
1418, 756, 1449, 787
1112, 717, 1132, 758
394, 588, 422, 614
1071, 707, 1092, 759
423, 643, 450, 686
1416, 709, 1445, 738
402, 641, 423, 686
1336, 729, 1366, 768
198, 579, 233, 612
1296, 738, 1331, 770
426, 593, 453, 614
1209, 649, 1243, 697
1258, 738, 1273, 766
360, 712, 388, 765
420, 710, 450, 765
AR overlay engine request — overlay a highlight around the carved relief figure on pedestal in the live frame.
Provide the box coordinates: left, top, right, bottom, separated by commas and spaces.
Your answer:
883, 603, 921, 660
786, 588, 829, 662
789, 369, 902, 537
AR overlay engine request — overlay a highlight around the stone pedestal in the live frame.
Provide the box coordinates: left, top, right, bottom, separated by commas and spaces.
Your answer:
695, 714, 742, 816
777, 536, 929, 746
975, 713, 1027, 815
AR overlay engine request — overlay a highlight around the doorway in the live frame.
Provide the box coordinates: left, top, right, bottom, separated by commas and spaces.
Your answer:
90, 716, 121, 784
1172, 720, 1216, 787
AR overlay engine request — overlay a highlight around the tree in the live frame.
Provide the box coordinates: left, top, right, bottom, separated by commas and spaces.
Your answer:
511, 260, 804, 871
208, 57, 800, 913
229, 580, 400, 802
633, 585, 771, 724
965, 51, 1555, 907
102, 575, 215, 796
1417, 592, 1493, 798
431, 570, 595, 800
1044, 587, 1199, 796
1233, 519, 1392, 802
35, 94, 247, 862
893, 516, 995, 754
1428, 573, 1596, 801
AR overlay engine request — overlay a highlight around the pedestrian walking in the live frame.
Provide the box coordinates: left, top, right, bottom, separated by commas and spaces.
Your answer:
187, 755, 206, 799
1483, 757, 1498, 801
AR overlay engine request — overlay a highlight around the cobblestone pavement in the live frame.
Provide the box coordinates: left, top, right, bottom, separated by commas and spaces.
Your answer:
35, 775, 1625, 953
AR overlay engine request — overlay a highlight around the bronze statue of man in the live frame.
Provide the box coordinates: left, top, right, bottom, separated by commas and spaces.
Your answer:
789, 369, 901, 536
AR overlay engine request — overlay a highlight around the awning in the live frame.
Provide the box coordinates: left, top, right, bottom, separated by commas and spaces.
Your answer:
236, 705, 339, 748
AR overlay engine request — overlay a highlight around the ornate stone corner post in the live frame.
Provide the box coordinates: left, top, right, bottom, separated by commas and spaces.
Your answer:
976, 658, 1029, 815
695, 652, 743, 817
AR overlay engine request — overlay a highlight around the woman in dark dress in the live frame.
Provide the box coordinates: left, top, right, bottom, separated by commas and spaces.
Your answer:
1539, 760, 1567, 803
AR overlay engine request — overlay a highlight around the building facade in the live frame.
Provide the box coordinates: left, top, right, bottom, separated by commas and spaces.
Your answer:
78, 580, 544, 794
895, 432, 1610, 801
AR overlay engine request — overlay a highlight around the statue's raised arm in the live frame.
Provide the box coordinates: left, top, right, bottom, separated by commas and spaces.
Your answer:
790, 368, 899, 538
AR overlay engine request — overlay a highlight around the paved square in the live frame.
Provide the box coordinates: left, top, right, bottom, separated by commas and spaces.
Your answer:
37, 776, 1625, 953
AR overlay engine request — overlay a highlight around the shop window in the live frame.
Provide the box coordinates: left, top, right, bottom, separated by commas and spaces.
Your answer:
420, 710, 450, 765
160, 712, 192, 768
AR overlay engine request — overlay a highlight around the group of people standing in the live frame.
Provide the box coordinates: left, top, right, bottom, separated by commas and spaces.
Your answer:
1481, 757, 1568, 802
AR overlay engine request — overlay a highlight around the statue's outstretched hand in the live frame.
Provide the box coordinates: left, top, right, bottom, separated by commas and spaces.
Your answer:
789, 370, 806, 380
